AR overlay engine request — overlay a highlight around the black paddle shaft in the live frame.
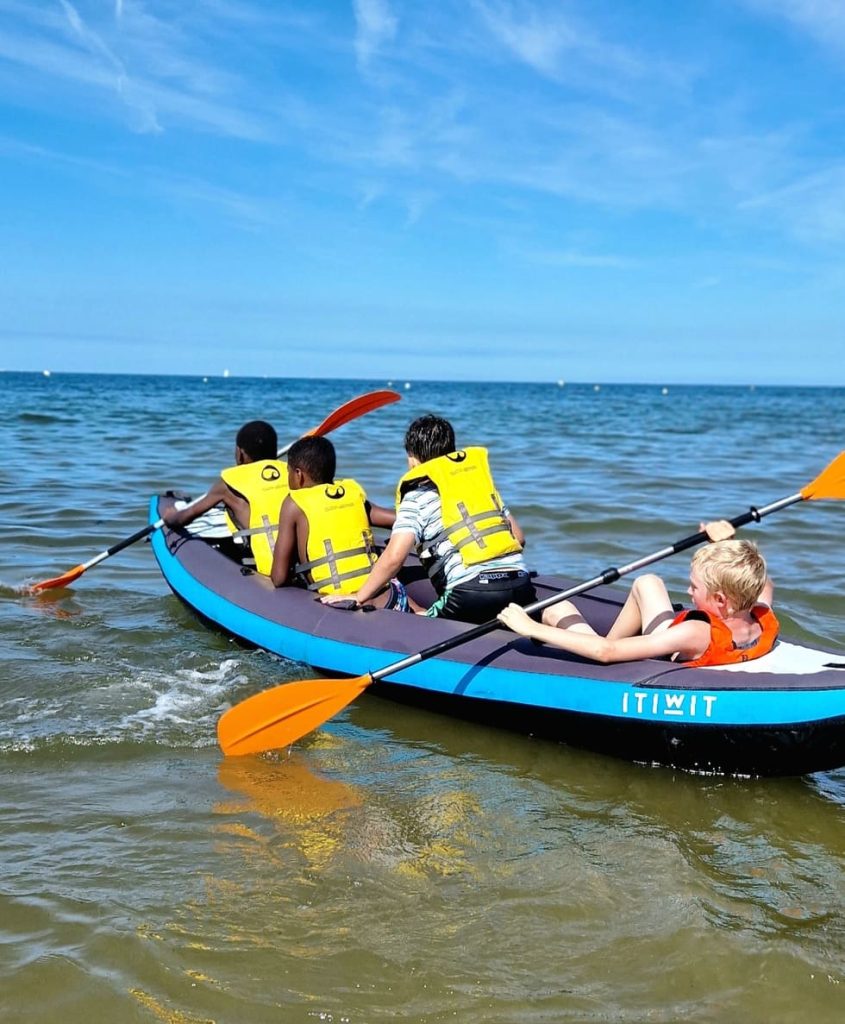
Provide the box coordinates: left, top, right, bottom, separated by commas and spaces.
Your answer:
105, 522, 157, 557
369, 492, 802, 684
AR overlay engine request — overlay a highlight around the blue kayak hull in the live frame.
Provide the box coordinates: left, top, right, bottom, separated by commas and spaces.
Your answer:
149, 496, 845, 776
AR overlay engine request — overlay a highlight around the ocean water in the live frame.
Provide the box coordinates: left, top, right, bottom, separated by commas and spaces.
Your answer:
1, 371, 844, 1022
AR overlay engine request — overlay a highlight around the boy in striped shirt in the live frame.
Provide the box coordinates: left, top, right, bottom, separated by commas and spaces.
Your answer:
322, 415, 535, 624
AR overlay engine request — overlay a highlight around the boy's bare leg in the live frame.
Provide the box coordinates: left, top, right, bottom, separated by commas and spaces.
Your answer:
541, 599, 597, 634
607, 574, 675, 639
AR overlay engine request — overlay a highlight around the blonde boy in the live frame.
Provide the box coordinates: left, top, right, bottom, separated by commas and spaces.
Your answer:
498, 524, 778, 668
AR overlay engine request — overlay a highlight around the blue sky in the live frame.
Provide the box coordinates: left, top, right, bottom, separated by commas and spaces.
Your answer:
1, 0, 844, 384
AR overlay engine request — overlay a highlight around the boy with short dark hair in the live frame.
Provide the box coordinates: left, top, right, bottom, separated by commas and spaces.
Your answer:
322, 414, 535, 623
163, 420, 287, 575
271, 436, 410, 611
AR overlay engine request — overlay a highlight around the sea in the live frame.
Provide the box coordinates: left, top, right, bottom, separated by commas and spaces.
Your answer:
1, 371, 844, 1023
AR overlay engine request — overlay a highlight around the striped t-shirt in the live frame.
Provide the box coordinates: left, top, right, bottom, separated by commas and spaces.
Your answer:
393, 481, 526, 590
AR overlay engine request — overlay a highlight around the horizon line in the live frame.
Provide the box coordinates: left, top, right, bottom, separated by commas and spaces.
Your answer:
0, 368, 837, 389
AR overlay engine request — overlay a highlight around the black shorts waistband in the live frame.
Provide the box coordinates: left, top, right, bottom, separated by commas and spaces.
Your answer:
474, 569, 529, 582
454, 570, 534, 592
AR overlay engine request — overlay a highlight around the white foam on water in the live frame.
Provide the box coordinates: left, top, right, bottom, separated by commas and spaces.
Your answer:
0, 657, 255, 752
118, 657, 248, 742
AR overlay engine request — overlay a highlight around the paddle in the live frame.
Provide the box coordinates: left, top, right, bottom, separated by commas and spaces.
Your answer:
277, 389, 401, 456
217, 450, 845, 757
29, 388, 401, 592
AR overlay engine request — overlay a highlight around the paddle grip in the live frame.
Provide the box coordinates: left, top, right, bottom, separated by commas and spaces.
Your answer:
670, 504, 772, 557
669, 529, 709, 556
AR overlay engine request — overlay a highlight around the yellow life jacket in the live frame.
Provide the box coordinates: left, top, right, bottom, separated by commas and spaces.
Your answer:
220, 459, 289, 575
288, 478, 377, 594
395, 447, 522, 577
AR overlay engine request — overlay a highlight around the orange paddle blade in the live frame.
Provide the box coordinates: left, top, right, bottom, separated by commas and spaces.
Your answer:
218, 675, 372, 756
29, 564, 86, 593
307, 390, 400, 438
800, 450, 845, 501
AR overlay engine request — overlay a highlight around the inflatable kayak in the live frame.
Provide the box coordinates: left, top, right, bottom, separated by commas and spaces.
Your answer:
149, 495, 845, 777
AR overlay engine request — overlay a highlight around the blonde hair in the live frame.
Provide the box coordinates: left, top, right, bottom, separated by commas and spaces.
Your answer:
690, 540, 768, 613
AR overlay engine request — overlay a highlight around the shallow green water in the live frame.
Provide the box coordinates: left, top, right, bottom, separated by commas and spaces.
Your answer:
1, 372, 844, 1021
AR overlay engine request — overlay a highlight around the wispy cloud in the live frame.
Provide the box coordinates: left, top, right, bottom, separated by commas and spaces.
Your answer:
150, 172, 281, 228
472, 0, 645, 84
0, 0, 280, 138
1, 0, 843, 249
0, 132, 130, 177
0, 129, 277, 230
739, 164, 845, 243
353, 0, 398, 70
742, 0, 845, 51
60, 0, 162, 132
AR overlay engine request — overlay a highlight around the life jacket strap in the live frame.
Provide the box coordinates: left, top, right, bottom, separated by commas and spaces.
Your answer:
426, 506, 511, 555
231, 514, 277, 546
295, 534, 376, 591
302, 564, 375, 592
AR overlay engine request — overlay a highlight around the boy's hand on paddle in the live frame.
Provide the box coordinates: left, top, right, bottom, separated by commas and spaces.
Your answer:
498, 603, 536, 636
701, 519, 736, 543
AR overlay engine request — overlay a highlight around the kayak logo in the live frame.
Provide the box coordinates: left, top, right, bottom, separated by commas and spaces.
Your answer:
325, 484, 346, 500
621, 690, 718, 719
447, 451, 467, 463
261, 465, 282, 481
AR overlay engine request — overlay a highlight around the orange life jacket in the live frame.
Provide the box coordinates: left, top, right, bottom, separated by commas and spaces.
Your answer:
672, 606, 779, 668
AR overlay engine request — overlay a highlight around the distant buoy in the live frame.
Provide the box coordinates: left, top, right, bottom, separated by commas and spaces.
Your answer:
222, 369, 230, 378
387, 380, 394, 387
202, 377, 208, 383
661, 387, 669, 395
593, 384, 600, 392
557, 379, 565, 387
42, 369, 51, 377
404, 382, 411, 390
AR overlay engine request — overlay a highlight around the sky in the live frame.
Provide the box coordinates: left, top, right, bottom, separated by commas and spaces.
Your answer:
1, 0, 845, 385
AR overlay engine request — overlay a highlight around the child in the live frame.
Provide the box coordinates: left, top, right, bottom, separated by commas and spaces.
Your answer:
163, 420, 287, 576
322, 414, 534, 623
270, 436, 413, 612
497, 522, 778, 667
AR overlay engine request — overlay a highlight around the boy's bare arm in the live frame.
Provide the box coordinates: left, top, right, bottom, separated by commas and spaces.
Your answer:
366, 500, 396, 529
163, 478, 228, 527
507, 513, 526, 546
270, 497, 299, 587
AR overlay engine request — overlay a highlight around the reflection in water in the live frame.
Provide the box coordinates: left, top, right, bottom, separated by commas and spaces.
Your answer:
130, 987, 214, 1024
213, 735, 482, 880
215, 746, 363, 873
19, 586, 83, 620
